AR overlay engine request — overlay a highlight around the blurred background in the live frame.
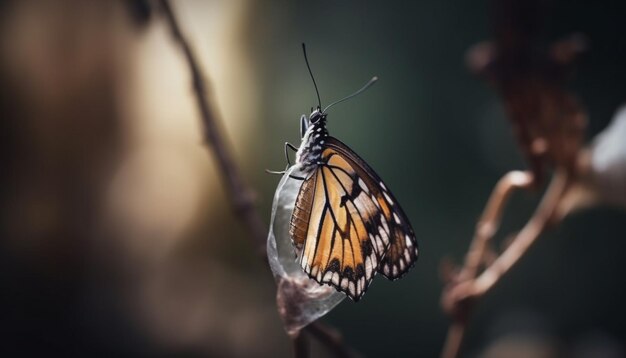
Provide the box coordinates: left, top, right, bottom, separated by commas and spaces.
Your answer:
1, 0, 625, 356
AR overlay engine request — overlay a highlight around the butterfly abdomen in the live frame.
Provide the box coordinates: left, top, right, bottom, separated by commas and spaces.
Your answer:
289, 171, 317, 250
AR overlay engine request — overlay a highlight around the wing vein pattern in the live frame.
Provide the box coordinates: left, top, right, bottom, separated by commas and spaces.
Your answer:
290, 137, 419, 301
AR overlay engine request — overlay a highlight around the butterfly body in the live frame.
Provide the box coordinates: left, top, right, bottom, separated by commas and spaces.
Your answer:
287, 108, 419, 301
295, 111, 328, 175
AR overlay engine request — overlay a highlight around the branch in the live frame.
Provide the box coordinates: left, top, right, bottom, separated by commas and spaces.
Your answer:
440, 169, 570, 358
441, 1, 587, 355
157, 0, 266, 254
156, 1, 356, 356
440, 171, 534, 358
471, 170, 569, 296
307, 322, 361, 358
458, 171, 534, 283
293, 332, 309, 358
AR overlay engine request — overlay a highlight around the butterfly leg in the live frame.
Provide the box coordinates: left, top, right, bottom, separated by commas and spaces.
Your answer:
264, 168, 305, 181
265, 142, 299, 175
266, 143, 304, 180
284, 142, 298, 166
265, 169, 287, 175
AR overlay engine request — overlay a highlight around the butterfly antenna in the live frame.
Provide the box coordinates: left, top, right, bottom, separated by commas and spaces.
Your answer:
302, 43, 322, 109
323, 76, 378, 113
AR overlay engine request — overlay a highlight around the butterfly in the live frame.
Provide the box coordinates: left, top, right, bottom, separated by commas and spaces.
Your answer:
271, 45, 419, 301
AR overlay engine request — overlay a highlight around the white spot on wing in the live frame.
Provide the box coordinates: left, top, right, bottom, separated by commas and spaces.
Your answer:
358, 178, 369, 193
384, 191, 394, 205
341, 278, 349, 289
380, 182, 387, 191
405, 235, 413, 247
323, 271, 333, 282
371, 195, 380, 208
381, 220, 389, 235
375, 235, 385, 252
393, 212, 401, 224
379, 226, 389, 245
332, 273, 340, 285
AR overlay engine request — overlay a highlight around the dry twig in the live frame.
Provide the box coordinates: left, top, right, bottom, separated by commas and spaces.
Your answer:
156, 1, 357, 357
293, 333, 309, 358
157, 0, 266, 253
441, 169, 570, 358
440, 1, 587, 356
307, 322, 362, 358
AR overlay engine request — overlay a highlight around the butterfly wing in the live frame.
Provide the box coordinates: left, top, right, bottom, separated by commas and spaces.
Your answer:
290, 155, 380, 301
289, 137, 418, 301
324, 137, 419, 280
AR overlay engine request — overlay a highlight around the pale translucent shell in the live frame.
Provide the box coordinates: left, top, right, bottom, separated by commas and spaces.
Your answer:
267, 165, 345, 336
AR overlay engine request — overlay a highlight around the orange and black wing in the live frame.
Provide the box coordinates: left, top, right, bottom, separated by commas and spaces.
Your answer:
289, 137, 418, 301
324, 137, 419, 280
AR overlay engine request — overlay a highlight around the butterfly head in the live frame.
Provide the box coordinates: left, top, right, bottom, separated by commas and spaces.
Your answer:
309, 107, 326, 124
300, 107, 328, 138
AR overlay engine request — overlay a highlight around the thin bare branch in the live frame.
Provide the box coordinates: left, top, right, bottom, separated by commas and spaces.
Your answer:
460, 171, 534, 282
307, 322, 361, 358
440, 322, 465, 358
293, 332, 310, 358
442, 171, 534, 319
440, 169, 570, 358
156, 2, 356, 356
471, 170, 569, 296
441, 0, 587, 355
158, 0, 266, 253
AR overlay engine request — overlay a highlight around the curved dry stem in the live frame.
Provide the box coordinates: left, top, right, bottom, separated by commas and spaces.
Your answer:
471, 169, 569, 296
460, 171, 534, 282
440, 169, 570, 358
442, 171, 534, 318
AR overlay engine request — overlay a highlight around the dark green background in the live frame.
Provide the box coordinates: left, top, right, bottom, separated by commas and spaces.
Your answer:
246, 0, 626, 356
